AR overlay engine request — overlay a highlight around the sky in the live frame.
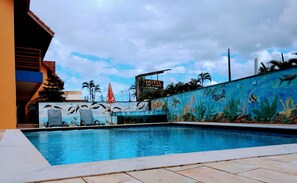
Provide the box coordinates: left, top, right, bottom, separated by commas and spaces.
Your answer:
30, 0, 297, 101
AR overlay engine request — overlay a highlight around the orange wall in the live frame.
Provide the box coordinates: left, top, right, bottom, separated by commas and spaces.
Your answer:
0, 0, 17, 129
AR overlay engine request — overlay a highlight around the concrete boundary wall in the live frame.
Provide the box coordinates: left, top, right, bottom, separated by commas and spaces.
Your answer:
38, 101, 149, 127
152, 67, 297, 123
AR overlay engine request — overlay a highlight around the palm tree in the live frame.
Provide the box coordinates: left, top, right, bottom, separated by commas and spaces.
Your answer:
258, 62, 276, 74
198, 72, 211, 87
165, 82, 176, 96
82, 80, 94, 101
175, 82, 185, 93
82, 80, 101, 102
269, 58, 297, 70
92, 84, 101, 102
183, 82, 190, 92
188, 78, 202, 90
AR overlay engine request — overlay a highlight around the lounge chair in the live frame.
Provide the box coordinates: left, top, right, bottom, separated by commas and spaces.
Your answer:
79, 109, 102, 126
44, 109, 67, 127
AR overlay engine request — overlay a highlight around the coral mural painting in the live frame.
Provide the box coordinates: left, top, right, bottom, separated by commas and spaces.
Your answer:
152, 67, 297, 124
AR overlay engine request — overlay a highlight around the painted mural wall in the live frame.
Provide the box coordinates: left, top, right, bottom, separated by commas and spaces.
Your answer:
152, 67, 297, 124
39, 101, 149, 127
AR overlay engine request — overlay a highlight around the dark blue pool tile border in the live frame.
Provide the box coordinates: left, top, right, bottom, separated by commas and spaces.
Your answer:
20, 122, 168, 132
21, 122, 297, 135
177, 123, 297, 134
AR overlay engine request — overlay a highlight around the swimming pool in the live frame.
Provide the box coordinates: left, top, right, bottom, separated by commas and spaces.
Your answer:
24, 124, 297, 165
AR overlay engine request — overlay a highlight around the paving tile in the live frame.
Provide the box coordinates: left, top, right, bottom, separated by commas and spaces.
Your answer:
238, 168, 297, 183
40, 178, 85, 183
263, 153, 297, 163
83, 173, 141, 183
236, 157, 283, 167
127, 168, 196, 183
272, 162, 297, 175
166, 164, 202, 172
178, 166, 260, 183
236, 157, 297, 175
289, 160, 297, 165
203, 160, 259, 174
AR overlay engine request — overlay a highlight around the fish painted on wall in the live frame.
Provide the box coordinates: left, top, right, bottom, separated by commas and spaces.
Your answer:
43, 105, 63, 110
248, 89, 258, 104
90, 102, 100, 109
203, 88, 217, 96
100, 103, 111, 113
80, 104, 89, 108
279, 74, 297, 85
136, 102, 146, 110
212, 89, 226, 102
113, 106, 122, 111
87, 103, 107, 110
99, 104, 107, 109
172, 97, 180, 108
67, 103, 99, 115
67, 104, 80, 115
43, 104, 53, 109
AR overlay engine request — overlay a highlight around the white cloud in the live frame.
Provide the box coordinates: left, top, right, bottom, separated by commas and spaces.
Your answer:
31, 0, 297, 94
170, 66, 186, 74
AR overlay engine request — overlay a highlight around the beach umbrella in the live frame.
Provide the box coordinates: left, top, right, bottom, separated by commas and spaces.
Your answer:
107, 83, 116, 103
106, 83, 116, 123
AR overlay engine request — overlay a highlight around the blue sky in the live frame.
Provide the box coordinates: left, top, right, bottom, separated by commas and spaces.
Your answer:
31, 0, 297, 101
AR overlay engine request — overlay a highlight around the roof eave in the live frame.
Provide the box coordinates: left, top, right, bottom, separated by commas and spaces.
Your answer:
28, 10, 55, 37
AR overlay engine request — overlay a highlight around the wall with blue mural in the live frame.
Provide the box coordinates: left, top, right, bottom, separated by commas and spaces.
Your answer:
151, 67, 297, 123
38, 101, 149, 127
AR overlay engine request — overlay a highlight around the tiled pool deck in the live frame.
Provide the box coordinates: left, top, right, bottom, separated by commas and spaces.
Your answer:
1, 122, 297, 182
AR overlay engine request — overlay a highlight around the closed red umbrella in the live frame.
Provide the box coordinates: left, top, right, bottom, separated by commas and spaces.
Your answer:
107, 83, 116, 103
106, 83, 116, 124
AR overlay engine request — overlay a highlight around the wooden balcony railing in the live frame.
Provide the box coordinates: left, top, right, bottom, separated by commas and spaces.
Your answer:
15, 47, 41, 71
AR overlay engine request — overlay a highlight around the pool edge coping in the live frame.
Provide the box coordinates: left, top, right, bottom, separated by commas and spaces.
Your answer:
2, 122, 297, 182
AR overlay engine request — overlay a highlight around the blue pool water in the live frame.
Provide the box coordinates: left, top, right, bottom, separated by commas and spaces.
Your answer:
24, 125, 297, 165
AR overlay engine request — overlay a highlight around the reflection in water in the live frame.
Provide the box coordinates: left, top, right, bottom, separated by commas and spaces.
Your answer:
31, 132, 67, 163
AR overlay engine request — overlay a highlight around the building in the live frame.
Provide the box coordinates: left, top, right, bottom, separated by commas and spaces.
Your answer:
23, 61, 64, 124
0, 0, 63, 129
63, 91, 85, 101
